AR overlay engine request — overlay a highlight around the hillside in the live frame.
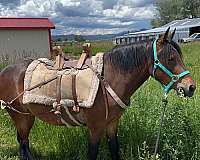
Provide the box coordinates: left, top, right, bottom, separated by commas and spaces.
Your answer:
52, 31, 132, 41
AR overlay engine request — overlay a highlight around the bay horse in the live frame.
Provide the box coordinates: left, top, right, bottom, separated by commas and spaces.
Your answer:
0, 28, 196, 160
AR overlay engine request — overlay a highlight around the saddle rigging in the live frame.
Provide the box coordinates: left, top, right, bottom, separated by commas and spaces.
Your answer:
52, 43, 92, 114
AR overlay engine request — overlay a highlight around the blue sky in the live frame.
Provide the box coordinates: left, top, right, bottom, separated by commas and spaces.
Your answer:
0, 0, 156, 35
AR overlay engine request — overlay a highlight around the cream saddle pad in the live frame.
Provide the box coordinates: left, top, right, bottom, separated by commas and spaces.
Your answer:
23, 53, 104, 108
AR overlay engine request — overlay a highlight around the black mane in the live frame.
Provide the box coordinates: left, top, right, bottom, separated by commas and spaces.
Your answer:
104, 39, 182, 73
104, 40, 153, 73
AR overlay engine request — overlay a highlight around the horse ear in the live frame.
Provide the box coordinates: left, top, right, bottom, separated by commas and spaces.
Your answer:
163, 27, 170, 40
170, 28, 176, 40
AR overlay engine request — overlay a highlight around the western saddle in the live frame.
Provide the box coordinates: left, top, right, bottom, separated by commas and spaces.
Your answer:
52, 43, 92, 114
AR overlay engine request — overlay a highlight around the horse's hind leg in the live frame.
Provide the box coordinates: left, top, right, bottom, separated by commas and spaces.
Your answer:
9, 112, 35, 160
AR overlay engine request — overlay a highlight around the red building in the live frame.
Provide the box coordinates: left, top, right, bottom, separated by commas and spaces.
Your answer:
0, 18, 55, 58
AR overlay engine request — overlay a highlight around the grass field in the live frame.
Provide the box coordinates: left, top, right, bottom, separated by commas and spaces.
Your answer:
0, 41, 199, 160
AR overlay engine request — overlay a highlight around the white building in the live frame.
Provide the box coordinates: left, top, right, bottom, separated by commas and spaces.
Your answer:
115, 18, 200, 44
0, 18, 55, 58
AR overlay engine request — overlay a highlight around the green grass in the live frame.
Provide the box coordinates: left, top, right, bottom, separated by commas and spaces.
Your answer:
0, 41, 200, 159
63, 41, 114, 57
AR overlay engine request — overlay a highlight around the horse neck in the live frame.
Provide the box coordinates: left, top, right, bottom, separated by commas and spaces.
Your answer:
104, 47, 152, 105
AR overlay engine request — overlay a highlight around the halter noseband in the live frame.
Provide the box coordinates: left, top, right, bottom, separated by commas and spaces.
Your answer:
152, 39, 190, 96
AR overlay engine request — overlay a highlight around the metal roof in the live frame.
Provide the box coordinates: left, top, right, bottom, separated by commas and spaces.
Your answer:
123, 18, 200, 37
0, 18, 55, 29
163, 18, 200, 27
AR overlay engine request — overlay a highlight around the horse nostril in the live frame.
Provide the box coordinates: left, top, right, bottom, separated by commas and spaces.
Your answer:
189, 85, 196, 92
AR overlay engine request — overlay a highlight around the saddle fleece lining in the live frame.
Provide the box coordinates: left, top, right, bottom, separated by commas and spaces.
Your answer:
23, 53, 104, 108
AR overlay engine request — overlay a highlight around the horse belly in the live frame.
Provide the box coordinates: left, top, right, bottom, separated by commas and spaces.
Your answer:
25, 103, 86, 126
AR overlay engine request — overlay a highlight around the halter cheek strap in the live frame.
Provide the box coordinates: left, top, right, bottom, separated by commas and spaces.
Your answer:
152, 39, 190, 96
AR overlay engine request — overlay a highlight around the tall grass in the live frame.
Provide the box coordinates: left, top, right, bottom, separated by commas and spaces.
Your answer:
0, 41, 199, 159
0, 50, 43, 69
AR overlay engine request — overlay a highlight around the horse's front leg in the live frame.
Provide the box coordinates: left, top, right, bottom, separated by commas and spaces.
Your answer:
17, 132, 32, 160
106, 120, 120, 160
88, 128, 104, 160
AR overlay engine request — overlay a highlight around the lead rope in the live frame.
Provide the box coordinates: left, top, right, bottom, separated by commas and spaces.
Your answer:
154, 94, 168, 158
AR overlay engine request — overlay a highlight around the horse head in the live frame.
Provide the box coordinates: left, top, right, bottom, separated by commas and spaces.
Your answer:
149, 27, 196, 97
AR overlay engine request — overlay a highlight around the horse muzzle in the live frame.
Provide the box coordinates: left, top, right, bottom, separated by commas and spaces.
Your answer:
177, 79, 196, 97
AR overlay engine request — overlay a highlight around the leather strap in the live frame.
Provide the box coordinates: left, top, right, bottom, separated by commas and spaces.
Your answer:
9, 76, 58, 105
103, 82, 127, 109
71, 43, 91, 112
88, 64, 128, 110
86, 65, 109, 118
55, 75, 62, 114
100, 78, 109, 119
54, 49, 65, 114
64, 106, 82, 126
60, 116, 72, 127
72, 74, 79, 112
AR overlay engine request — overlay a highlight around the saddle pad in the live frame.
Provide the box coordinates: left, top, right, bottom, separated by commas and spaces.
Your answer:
23, 53, 104, 108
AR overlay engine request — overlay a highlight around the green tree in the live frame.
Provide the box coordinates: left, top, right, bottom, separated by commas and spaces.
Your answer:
152, 0, 183, 27
151, 0, 200, 28
181, 0, 200, 18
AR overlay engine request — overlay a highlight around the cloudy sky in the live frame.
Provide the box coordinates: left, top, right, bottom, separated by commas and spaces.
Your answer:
0, 0, 156, 35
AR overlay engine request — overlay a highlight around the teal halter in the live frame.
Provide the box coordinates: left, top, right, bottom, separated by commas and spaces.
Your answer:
152, 39, 190, 96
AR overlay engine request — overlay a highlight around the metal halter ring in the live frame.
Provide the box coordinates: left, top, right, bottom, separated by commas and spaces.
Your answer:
154, 60, 160, 65
172, 75, 179, 82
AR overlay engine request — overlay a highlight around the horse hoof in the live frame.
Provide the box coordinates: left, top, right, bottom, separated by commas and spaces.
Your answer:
20, 148, 33, 160
20, 154, 33, 160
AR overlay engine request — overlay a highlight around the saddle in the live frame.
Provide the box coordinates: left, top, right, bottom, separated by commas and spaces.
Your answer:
52, 43, 92, 114
23, 43, 106, 123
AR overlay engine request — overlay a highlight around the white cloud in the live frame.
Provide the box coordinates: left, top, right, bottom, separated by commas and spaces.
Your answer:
134, 5, 155, 19
103, 3, 155, 19
0, 0, 156, 35
55, 26, 126, 35
58, 0, 80, 7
